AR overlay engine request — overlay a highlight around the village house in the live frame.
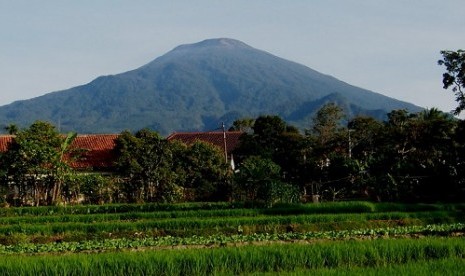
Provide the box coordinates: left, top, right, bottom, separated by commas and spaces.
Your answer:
0, 131, 244, 171
0, 134, 119, 172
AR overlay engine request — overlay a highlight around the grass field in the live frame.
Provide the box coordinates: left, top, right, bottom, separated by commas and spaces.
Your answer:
0, 201, 463, 275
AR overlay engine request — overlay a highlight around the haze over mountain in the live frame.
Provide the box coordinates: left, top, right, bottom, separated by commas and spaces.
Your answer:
0, 38, 421, 135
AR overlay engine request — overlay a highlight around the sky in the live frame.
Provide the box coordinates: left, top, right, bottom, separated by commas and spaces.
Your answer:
1, 0, 464, 115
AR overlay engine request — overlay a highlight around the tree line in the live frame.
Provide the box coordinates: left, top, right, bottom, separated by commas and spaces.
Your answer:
1, 105, 463, 206
0, 49, 463, 206
0, 124, 234, 206
232, 106, 464, 203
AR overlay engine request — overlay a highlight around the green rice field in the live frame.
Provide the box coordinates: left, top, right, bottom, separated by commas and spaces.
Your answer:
0, 201, 464, 275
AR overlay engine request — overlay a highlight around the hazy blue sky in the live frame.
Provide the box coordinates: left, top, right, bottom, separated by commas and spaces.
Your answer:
1, 1, 464, 114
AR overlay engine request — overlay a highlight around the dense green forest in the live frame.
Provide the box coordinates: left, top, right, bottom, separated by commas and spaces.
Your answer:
0, 49, 464, 206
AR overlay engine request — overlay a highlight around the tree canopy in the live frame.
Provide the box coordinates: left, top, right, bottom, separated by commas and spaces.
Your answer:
438, 49, 465, 115
0, 121, 76, 206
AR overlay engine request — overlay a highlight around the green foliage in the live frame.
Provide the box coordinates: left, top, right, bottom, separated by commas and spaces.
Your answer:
172, 140, 231, 201
114, 129, 181, 203
234, 156, 297, 206
4, 124, 18, 135
4, 201, 460, 239
0, 201, 248, 217
0, 201, 461, 218
0, 199, 463, 276
0, 199, 462, 252
229, 117, 255, 132
347, 116, 383, 160
312, 258, 465, 276
233, 115, 305, 189
235, 115, 290, 159
288, 105, 464, 202
64, 174, 116, 204
369, 109, 459, 201
309, 103, 345, 142
438, 49, 465, 115
0, 121, 76, 206
300, 104, 351, 200
0, 237, 464, 274
1, 104, 463, 205
305, 103, 348, 160
0, 222, 462, 254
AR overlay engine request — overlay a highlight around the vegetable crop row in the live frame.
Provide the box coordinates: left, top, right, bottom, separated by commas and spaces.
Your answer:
0, 223, 463, 254
0, 236, 464, 275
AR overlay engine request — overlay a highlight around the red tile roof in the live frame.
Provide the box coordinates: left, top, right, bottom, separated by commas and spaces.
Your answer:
166, 131, 244, 154
0, 135, 13, 152
0, 134, 118, 170
68, 134, 119, 170
1, 132, 244, 170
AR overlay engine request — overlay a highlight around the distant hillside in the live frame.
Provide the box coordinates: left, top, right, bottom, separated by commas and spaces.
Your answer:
0, 38, 421, 135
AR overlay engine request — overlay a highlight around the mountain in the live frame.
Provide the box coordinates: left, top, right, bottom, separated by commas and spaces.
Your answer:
0, 38, 421, 135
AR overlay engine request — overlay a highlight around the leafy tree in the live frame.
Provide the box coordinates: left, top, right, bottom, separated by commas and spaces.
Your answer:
344, 116, 384, 200
253, 115, 287, 137
348, 116, 383, 160
234, 156, 298, 207
173, 140, 231, 201
384, 109, 416, 159
63, 173, 116, 204
368, 109, 458, 201
309, 103, 345, 142
301, 103, 347, 200
234, 115, 299, 160
233, 115, 305, 186
408, 109, 457, 200
4, 124, 18, 135
274, 130, 306, 185
454, 119, 465, 197
229, 117, 255, 132
51, 132, 77, 204
367, 109, 420, 201
319, 153, 362, 201
234, 115, 288, 159
0, 121, 76, 206
438, 49, 465, 115
306, 103, 347, 157
114, 129, 180, 203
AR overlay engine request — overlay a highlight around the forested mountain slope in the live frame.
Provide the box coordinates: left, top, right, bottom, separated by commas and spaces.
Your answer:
0, 38, 421, 135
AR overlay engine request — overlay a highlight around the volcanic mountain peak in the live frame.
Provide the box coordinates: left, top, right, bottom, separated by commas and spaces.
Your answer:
171, 38, 252, 52
0, 38, 421, 135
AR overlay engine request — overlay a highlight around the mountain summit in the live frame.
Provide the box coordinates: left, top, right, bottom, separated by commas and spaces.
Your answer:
0, 38, 420, 135
171, 38, 252, 51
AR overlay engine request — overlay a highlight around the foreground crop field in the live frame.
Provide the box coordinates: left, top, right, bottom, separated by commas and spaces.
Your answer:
0, 201, 464, 275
